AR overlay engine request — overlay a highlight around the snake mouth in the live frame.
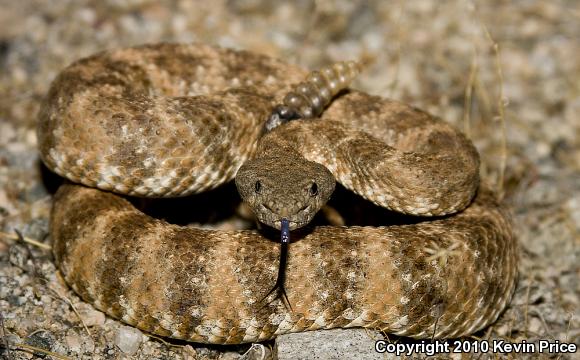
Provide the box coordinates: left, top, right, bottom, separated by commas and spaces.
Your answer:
259, 203, 313, 230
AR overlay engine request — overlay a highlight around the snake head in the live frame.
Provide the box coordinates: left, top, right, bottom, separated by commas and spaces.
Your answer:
235, 154, 335, 231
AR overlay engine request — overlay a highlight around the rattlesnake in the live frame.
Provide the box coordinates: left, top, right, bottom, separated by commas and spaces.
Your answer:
38, 43, 517, 344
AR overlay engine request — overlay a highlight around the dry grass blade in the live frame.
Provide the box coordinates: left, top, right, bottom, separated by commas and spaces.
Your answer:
463, 46, 479, 138
0, 231, 51, 250
47, 285, 92, 339
0, 312, 13, 360
7, 342, 72, 360
385, 0, 406, 96
481, 24, 508, 201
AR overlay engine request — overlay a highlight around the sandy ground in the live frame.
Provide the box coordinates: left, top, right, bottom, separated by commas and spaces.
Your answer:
0, 1, 578, 359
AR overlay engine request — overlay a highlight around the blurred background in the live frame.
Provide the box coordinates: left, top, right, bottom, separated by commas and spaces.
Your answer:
0, 1, 578, 359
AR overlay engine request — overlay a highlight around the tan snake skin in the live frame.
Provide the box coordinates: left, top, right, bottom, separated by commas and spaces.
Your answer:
38, 43, 517, 344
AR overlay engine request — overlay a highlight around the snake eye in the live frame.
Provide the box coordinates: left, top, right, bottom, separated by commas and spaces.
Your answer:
254, 180, 262, 194
309, 182, 318, 196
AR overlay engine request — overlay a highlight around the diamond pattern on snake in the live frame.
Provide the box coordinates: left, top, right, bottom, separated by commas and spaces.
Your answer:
38, 43, 517, 344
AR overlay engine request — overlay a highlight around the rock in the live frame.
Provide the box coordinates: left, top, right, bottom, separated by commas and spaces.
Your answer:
64, 331, 82, 353
181, 345, 197, 360
220, 351, 242, 359
25, 331, 58, 355
8, 243, 31, 272
77, 303, 106, 327
114, 325, 143, 355
241, 343, 271, 360
276, 328, 384, 360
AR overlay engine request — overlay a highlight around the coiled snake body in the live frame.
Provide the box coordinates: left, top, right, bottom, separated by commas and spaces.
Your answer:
38, 43, 517, 344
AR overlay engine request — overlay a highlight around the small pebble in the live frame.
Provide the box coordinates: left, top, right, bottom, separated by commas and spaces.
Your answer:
527, 317, 543, 334
8, 243, 31, 271
114, 325, 143, 355
65, 332, 82, 353
220, 351, 241, 359
78, 305, 106, 327
182, 345, 197, 360
241, 343, 271, 360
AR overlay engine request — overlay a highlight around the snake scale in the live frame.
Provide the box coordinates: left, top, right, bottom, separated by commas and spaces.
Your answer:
37, 43, 517, 344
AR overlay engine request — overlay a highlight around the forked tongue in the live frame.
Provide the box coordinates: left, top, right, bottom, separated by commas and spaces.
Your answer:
260, 218, 292, 311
